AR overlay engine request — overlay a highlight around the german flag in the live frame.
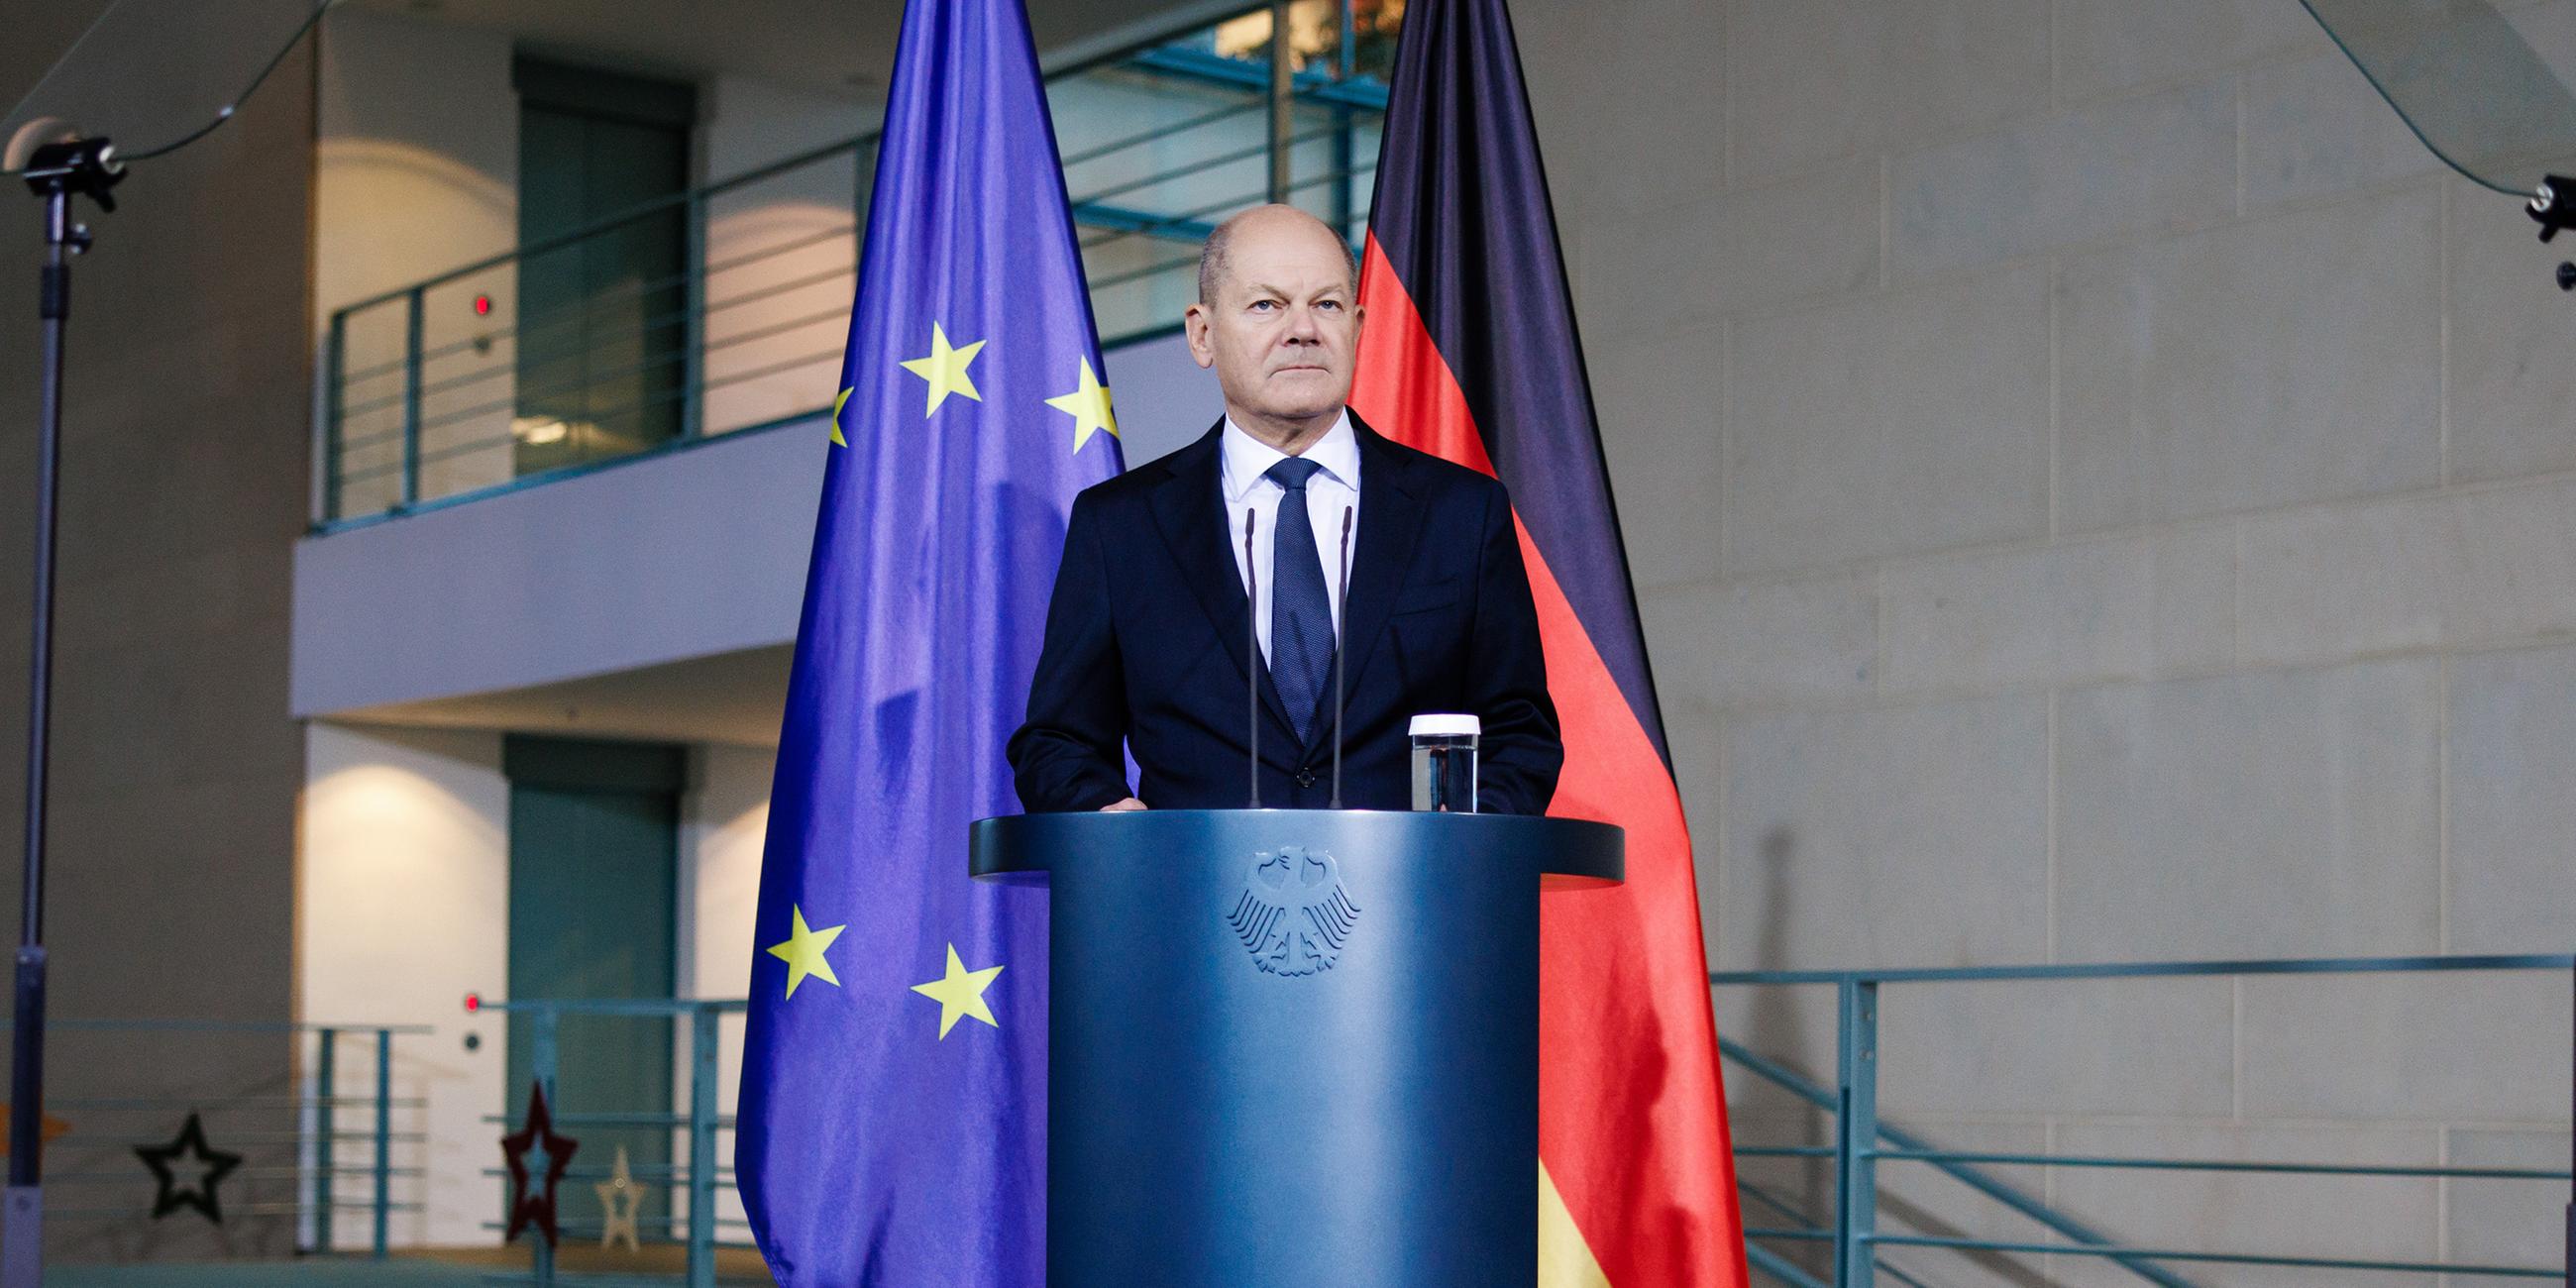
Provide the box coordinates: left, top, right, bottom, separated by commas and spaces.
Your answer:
1349, 0, 1750, 1283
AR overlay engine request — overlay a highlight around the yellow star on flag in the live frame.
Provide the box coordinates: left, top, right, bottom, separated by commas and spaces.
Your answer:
1044, 359, 1119, 453
910, 943, 1004, 1038
898, 322, 985, 416
830, 386, 851, 448
765, 906, 845, 1000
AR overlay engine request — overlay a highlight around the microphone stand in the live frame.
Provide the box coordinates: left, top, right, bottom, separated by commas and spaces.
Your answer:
2525, 173, 2575, 292
1244, 509, 1260, 809
8, 135, 123, 1288
1330, 506, 1351, 809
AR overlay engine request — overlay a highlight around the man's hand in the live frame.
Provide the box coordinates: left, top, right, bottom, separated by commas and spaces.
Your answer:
1100, 797, 1147, 812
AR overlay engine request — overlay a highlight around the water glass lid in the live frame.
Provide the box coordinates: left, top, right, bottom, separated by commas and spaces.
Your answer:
1407, 713, 1481, 737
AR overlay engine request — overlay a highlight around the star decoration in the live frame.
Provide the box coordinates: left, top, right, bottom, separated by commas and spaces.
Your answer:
766, 905, 845, 1000
831, 385, 852, 448
594, 1144, 643, 1253
898, 322, 985, 416
500, 1081, 580, 1248
1044, 359, 1119, 453
134, 1111, 242, 1225
910, 942, 1004, 1038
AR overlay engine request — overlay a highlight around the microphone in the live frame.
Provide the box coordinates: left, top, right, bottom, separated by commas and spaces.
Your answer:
1244, 507, 1261, 809
1330, 505, 1353, 809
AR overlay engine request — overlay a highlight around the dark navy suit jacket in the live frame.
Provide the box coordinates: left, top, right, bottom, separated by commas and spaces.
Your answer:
1009, 415, 1563, 814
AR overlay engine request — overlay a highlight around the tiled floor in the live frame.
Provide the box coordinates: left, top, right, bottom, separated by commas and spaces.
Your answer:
45, 1248, 777, 1286
48, 1262, 487, 1288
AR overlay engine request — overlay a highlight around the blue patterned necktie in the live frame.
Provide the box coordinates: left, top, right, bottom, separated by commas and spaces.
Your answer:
1264, 456, 1334, 744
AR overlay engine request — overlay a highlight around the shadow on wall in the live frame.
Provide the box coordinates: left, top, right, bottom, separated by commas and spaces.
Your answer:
1736, 824, 1832, 1277
700, 196, 860, 436
1734, 827, 2056, 1285
43, 1031, 304, 1266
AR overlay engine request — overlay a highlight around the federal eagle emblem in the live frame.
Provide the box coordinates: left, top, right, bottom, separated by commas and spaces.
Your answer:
1225, 845, 1361, 976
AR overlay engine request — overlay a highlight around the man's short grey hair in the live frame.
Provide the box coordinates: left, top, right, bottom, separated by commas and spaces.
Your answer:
1196, 205, 1359, 304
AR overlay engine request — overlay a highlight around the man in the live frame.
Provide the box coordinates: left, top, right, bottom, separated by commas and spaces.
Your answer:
1009, 204, 1560, 813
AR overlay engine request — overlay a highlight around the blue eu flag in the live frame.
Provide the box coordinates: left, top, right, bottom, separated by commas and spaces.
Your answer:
734, 0, 1122, 1279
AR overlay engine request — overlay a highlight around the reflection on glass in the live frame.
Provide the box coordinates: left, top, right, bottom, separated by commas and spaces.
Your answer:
512, 58, 696, 480
2302, 0, 2576, 195
2, 0, 329, 170
1212, 0, 1406, 78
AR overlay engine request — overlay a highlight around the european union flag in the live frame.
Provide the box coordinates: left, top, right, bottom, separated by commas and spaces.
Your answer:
734, 0, 1122, 1280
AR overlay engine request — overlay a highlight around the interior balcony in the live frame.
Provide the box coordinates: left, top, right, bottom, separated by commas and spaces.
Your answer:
294, 0, 1391, 738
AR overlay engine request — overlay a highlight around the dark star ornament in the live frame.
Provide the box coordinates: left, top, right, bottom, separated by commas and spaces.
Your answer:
499, 1081, 580, 1247
134, 1111, 243, 1224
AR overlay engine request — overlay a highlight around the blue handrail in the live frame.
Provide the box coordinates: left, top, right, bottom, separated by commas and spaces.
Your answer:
19, 1018, 420, 1260
475, 997, 742, 1288
473, 955, 2569, 1287
1711, 950, 2573, 986
1713, 953, 2576, 1287
1719, 1035, 2199, 1288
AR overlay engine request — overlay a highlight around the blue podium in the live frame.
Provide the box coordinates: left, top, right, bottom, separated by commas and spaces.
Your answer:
971, 808, 1622, 1287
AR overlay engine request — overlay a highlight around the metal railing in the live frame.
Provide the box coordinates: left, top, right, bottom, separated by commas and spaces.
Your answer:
16, 1018, 427, 1259
318, 0, 1391, 529
474, 997, 746, 1288
482, 957, 2572, 1286
1710, 954, 2576, 1288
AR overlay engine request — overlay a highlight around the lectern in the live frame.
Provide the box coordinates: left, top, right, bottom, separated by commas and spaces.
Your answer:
970, 808, 1622, 1288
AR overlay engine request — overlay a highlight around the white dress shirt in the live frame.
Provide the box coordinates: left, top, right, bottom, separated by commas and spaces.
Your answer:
1221, 411, 1360, 666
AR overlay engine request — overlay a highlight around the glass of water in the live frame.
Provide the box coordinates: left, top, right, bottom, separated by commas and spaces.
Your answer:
1408, 713, 1479, 812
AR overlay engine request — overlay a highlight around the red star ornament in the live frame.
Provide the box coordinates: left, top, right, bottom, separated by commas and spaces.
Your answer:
499, 1081, 580, 1247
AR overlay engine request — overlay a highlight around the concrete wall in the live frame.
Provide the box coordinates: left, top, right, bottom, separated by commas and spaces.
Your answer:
316, 8, 521, 512
298, 726, 777, 1247
0, 3, 314, 1264
676, 741, 773, 1234
25, 0, 2569, 1271
312, 11, 889, 517
1512, 0, 2576, 1278
1102, 326, 1223, 465
292, 416, 827, 716
290, 329, 1212, 719
287, 327, 1209, 1248
2, 0, 1225, 1264
310, 7, 1295, 525
298, 723, 509, 1249
698, 75, 870, 436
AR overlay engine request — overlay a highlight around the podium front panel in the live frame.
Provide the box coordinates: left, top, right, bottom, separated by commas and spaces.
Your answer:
973, 809, 1622, 1288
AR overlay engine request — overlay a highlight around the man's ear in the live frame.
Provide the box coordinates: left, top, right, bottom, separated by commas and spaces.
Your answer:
1183, 302, 1215, 370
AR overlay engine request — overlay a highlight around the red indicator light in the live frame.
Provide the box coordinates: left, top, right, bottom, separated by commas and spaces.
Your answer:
473, 294, 491, 317
464, 992, 481, 1013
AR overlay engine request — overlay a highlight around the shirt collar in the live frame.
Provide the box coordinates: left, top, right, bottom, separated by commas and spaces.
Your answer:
1221, 409, 1358, 503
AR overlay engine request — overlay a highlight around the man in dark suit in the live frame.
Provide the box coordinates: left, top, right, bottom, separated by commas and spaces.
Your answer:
1009, 205, 1561, 814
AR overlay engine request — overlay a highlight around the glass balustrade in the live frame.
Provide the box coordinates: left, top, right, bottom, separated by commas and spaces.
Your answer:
319, 0, 1394, 526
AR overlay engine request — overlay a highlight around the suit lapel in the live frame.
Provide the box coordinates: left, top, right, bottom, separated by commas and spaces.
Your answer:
1146, 421, 1301, 743
1335, 417, 1428, 706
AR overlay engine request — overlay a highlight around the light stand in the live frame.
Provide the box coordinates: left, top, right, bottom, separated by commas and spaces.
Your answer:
4, 131, 122, 1288
2527, 173, 2576, 292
